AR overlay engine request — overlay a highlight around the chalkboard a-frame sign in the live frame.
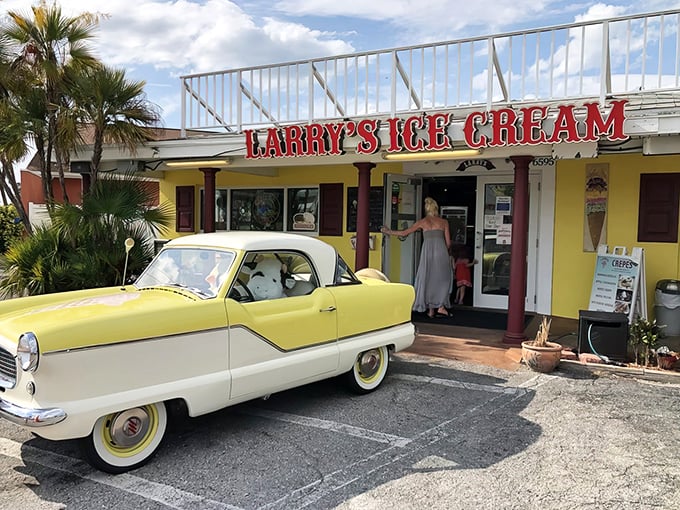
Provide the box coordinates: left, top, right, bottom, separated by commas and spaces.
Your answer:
346, 186, 385, 233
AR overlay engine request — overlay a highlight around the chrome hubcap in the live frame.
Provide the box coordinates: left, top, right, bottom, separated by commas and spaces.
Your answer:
108, 408, 151, 447
358, 349, 381, 378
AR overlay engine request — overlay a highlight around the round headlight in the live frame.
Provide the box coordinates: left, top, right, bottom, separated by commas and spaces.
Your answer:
17, 332, 39, 372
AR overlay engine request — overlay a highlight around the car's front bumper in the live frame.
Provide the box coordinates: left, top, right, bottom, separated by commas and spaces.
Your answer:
0, 397, 66, 427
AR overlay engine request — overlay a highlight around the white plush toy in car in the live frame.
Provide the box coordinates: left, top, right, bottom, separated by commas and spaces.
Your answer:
242, 257, 296, 300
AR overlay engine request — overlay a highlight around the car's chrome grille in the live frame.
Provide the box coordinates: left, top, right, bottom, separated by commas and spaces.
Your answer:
0, 347, 17, 388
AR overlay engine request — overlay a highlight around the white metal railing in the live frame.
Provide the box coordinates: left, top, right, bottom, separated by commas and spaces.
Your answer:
180, 9, 680, 135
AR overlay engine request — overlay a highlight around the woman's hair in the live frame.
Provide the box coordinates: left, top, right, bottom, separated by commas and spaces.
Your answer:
424, 197, 439, 216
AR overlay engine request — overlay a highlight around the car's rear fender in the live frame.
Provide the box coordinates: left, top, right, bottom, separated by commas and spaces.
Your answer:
336, 322, 415, 372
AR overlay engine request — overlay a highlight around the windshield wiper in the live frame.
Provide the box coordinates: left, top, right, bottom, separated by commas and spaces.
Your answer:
165, 283, 212, 298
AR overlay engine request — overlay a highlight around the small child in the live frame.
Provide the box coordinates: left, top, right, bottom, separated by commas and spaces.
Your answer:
451, 245, 478, 305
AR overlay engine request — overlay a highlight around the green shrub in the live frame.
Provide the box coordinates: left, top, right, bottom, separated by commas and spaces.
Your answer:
0, 173, 171, 297
629, 317, 664, 367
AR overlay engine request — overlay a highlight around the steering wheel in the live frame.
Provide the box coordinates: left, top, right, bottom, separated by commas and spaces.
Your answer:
229, 277, 255, 302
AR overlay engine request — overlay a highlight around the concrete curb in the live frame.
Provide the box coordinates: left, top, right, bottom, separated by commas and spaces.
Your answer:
396, 350, 680, 384
558, 358, 680, 383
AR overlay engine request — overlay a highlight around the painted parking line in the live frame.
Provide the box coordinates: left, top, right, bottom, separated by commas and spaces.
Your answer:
0, 374, 537, 509
0, 438, 240, 510
392, 373, 529, 395
264, 377, 534, 509
239, 407, 412, 448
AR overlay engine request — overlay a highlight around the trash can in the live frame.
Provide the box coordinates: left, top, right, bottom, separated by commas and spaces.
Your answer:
654, 279, 680, 336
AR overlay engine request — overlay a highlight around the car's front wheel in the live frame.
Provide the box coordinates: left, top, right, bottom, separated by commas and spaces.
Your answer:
345, 346, 389, 394
81, 402, 167, 474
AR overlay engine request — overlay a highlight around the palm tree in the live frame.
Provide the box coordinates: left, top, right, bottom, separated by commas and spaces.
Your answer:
0, 171, 172, 297
0, 43, 34, 233
0, 99, 32, 233
1, 0, 101, 204
66, 64, 162, 190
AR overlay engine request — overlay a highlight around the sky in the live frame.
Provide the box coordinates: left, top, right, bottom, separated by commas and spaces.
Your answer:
1, 0, 679, 132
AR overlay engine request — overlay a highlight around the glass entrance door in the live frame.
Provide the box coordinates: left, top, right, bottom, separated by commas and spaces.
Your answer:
473, 175, 539, 310
381, 174, 422, 284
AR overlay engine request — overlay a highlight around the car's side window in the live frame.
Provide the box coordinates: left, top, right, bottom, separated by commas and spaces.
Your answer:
282, 253, 318, 296
229, 251, 319, 303
332, 254, 360, 286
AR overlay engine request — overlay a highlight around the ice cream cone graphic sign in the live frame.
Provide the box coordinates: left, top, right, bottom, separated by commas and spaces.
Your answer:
584, 164, 608, 251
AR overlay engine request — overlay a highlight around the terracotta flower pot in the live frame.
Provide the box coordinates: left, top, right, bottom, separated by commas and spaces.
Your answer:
657, 355, 678, 370
521, 341, 563, 373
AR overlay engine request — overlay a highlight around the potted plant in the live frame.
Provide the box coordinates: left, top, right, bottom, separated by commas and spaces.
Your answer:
629, 317, 664, 367
521, 316, 563, 373
655, 346, 679, 370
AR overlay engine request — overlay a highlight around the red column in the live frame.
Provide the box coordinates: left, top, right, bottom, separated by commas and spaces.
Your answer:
200, 168, 220, 233
353, 162, 375, 270
502, 155, 533, 345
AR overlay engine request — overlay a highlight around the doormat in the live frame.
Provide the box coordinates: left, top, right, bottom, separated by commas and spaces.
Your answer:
412, 309, 534, 331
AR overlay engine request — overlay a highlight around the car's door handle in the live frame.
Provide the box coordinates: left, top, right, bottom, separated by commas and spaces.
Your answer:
319, 306, 336, 312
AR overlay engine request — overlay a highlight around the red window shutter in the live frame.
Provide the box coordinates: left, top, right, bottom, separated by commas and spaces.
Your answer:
638, 173, 680, 243
319, 183, 344, 236
176, 185, 195, 233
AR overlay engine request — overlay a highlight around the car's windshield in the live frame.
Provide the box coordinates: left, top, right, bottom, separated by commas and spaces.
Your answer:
135, 247, 236, 298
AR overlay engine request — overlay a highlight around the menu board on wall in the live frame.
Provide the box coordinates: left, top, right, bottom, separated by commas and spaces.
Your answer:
346, 186, 385, 232
588, 245, 647, 323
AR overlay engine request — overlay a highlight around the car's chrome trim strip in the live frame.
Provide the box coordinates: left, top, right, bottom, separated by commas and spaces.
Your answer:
42, 327, 229, 355
228, 325, 336, 352
0, 398, 66, 427
230, 321, 411, 353
338, 321, 412, 343
43, 320, 412, 356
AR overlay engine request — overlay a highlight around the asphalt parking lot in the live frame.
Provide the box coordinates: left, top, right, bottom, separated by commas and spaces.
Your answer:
1, 354, 679, 510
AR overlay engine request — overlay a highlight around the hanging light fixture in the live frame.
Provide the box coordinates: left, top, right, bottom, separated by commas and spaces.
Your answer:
382, 149, 482, 161
165, 158, 232, 168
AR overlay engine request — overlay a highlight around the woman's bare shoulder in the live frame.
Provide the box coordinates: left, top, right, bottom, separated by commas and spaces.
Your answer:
420, 217, 448, 231
433, 216, 449, 229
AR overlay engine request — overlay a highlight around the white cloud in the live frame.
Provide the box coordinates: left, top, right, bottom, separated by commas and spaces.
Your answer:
273, 0, 563, 40
573, 3, 629, 22
1, 0, 355, 73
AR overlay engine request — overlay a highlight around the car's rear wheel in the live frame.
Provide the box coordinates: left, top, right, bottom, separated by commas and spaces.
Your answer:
81, 402, 167, 474
345, 346, 389, 394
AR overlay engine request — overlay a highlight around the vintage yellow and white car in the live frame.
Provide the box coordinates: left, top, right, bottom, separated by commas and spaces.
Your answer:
0, 232, 415, 473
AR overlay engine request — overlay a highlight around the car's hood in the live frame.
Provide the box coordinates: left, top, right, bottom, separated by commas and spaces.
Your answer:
0, 286, 227, 352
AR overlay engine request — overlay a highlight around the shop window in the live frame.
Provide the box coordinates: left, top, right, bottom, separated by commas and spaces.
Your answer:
287, 187, 319, 232
175, 186, 195, 232
638, 173, 680, 243
319, 183, 343, 236
346, 186, 385, 232
189, 185, 345, 234
230, 189, 284, 231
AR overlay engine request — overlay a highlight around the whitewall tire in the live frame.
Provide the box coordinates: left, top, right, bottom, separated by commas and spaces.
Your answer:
81, 402, 167, 474
345, 346, 389, 394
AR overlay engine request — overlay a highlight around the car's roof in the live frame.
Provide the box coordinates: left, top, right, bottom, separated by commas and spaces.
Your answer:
166, 231, 328, 251
166, 232, 338, 284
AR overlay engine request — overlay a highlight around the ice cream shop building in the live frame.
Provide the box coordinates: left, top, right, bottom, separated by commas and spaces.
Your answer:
81, 9, 680, 341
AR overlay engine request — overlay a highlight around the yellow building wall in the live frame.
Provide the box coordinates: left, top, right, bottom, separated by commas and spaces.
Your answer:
158, 163, 404, 271
553, 153, 680, 319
